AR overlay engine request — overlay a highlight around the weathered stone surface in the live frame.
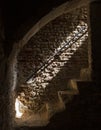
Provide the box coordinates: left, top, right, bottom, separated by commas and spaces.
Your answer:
17, 6, 88, 112
18, 7, 88, 82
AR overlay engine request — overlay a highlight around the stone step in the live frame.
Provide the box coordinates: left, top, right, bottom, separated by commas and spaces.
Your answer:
45, 101, 65, 119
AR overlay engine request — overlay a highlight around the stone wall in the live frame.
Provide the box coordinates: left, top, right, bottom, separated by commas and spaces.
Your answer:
17, 6, 89, 111
18, 7, 88, 83
0, 11, 4, 62
0, 10, 13, 130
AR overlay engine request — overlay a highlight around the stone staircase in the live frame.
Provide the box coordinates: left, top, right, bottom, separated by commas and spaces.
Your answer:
15, 79, 79, 127
15, 81, 101, 130
15, 22, 89, 126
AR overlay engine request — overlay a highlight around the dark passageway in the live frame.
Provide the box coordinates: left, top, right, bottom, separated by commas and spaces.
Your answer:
0, 0, 101, 130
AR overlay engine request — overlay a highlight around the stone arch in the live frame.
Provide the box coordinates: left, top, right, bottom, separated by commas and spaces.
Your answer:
9, 0, 90, 127
9, 0, 90, 93
16, 0, 89, 50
